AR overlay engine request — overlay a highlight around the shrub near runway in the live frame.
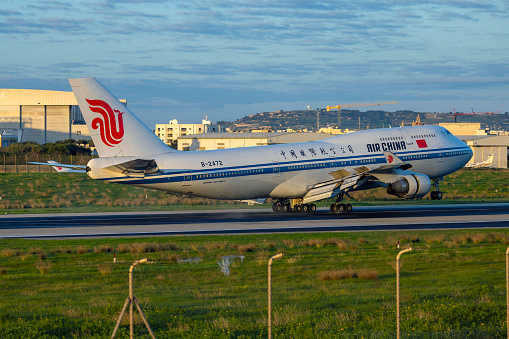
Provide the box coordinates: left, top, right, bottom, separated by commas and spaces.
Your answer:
1, 229, 509, 338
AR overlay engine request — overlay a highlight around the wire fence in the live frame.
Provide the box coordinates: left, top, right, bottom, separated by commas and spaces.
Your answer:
0, 154, 94, 173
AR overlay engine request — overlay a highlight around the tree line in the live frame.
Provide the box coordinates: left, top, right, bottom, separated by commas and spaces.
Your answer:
0, 139, 93, 156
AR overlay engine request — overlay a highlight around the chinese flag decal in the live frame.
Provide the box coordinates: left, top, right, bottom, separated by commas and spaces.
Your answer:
416, 139, 428, 148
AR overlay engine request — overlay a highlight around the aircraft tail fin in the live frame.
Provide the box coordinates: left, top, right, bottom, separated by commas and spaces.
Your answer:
69, 78, 174, 158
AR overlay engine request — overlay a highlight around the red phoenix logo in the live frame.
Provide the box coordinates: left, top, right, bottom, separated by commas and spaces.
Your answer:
86, 99, 124, 147
387, 154, 394, 163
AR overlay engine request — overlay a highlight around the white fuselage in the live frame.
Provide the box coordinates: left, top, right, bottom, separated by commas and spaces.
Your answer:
87, 125, 472, 201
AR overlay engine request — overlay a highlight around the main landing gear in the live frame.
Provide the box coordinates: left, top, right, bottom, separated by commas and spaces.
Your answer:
272, 200, 317, 214
430, 177, 443, 200
329, 193, 352, 214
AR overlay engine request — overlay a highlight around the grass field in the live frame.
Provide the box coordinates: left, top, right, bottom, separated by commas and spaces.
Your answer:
1, 229, 509, 338
0, 168, 508, 214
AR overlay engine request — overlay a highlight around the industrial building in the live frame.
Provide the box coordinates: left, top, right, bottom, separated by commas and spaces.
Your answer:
0, 88, 125, 145
440, 123, 509, 168
177, 132, 332, 151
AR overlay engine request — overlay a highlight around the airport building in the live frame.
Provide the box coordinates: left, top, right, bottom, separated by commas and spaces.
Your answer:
0, 88, 126, 145
177, 132, 332, 151
155, 117, 223, 146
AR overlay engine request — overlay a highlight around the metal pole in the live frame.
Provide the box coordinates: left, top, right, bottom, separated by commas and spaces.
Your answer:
111, 258, 153, 339
505, 247, 509, 338
129, 258, 147, 339
268, 253, 283, 339
111, 298, 130, 339
397, 248, 412, 339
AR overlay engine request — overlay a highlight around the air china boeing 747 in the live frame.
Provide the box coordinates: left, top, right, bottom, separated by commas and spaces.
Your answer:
40, 78, 473, 214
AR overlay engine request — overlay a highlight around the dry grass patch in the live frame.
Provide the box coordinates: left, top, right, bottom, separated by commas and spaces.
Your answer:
76, 246, 88, 254
0, 267, 7, 275
204, 241, 227, 252
319, 268, 358, 281
358, 268, 380, 280
97, 263, 114, 276
283, 239, 297, 248
94, 244, 113, 254
35, 261, 53, 274
471, 233, 487, 244
264, 240, 276, 249
255, 250, 269, 265
1, 248, 19, 257
236, 243, 257, 253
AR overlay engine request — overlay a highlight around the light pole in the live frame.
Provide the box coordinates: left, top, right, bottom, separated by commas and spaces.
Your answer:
397, 248, 412, 339
506, 246, 509, 338
111, 258, 156, 339
268, 253, 283, 339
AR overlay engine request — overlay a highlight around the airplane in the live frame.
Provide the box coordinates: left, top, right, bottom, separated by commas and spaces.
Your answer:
465, 154, 496, 168
28, 160, 87, 173
36, 78, 473, 214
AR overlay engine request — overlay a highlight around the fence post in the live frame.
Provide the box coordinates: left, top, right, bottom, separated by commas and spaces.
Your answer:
25, 154, 28, 173
268, 253, 283, 339
397, 248, 412, 339
14, 154, 17, 173
506, 246, 509, 338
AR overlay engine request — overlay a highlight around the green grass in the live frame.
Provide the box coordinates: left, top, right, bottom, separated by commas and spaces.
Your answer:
0, 168, 508, 214
1, 230, 509, 338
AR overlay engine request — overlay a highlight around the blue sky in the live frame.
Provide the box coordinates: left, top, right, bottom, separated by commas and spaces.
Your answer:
1, 0, 508, 127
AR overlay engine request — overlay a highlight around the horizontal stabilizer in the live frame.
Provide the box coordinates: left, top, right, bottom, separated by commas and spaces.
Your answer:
104, 159, 161, 177
28, 161, 87, 173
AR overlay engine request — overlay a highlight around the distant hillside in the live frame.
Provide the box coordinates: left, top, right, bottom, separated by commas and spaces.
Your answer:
218, 109, 509, 132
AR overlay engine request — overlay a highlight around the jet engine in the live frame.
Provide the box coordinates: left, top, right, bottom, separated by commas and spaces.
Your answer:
387, 174, 431, 199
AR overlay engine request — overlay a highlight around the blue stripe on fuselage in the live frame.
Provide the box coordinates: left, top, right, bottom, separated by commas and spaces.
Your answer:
97, 145, 472, 185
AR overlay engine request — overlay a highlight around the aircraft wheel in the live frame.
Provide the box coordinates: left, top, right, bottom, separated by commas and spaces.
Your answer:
330, 204, 338, 214
338, 203, 346, 214
436, 191, 443, 200
282, 203, 290, 213
294, 204, 302, 213
274, 203, 283, 213
345, 203, 352, 213
301, 204, 309, 213
309, 204, 316, 213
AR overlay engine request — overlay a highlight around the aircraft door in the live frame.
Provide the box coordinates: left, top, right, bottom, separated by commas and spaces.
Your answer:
399, 129, 414, 146
182, 170, 193, 186
329, 156, 337, 171
273, 161, 280, 177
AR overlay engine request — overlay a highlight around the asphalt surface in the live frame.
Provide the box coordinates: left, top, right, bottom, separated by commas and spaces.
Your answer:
1, 203, 508, 239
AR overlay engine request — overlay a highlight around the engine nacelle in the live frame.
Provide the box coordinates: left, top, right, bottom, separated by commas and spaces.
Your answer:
387, 174, 431, 199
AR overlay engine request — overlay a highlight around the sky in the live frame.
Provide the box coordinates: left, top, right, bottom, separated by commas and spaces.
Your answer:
1, 0, 508, 128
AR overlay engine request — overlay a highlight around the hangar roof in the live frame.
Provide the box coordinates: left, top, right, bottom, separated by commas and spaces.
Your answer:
0, 89, 77, 106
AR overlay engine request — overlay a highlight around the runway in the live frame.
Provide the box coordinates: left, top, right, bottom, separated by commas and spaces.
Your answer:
1, 203, 508, 239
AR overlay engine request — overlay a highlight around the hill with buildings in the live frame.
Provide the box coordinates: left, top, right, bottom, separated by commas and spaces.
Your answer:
218, 109, 509, 132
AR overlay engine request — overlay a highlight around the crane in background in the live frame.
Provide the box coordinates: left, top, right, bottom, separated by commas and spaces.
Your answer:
453, 108, 501, 123
326, 101, 397, 130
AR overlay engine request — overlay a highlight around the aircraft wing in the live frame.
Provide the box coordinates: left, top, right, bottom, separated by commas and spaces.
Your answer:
28, 161, 87, 173
302, 152, 413, 204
